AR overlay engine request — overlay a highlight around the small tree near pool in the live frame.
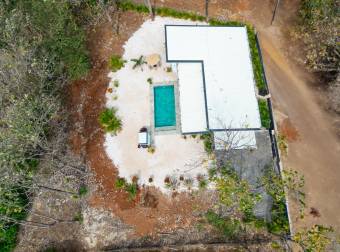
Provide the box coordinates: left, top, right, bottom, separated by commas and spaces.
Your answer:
99, 108, 122, 135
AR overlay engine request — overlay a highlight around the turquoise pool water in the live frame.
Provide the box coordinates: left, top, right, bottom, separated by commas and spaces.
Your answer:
154, 85, 176, 127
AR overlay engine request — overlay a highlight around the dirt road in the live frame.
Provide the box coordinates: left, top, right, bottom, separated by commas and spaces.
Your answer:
261, 33, 340, 232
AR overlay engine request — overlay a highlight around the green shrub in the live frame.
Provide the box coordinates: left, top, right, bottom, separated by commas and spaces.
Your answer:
200, 132, 214, 154
0, 224, 19, 252
147, 146, 155, 154
115, 177, 126, 189
205, 210, 241, 238
267, 199, 290, 234
147, 77, 153, 84
114, 80, 119, 87
73, 212, 83, 223
115, 177, 138, 201
78, 185, 88, 197
109, 55, 125, 72
277, 134, 288, 154
258, 99, 271, 129
125, 183, 138, 201
198, 178, 208, 189
98, 108, 122, 134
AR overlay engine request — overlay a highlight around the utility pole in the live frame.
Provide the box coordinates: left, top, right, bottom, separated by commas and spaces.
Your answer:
271, 0, 280, 25
144, 0, 154, 20
205, 0, 209, 21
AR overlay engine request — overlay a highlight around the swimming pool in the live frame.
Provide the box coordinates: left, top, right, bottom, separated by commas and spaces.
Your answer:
153, 85, 176, 128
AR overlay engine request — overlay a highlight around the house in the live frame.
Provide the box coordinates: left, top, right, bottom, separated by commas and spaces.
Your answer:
161, 25, 262, 149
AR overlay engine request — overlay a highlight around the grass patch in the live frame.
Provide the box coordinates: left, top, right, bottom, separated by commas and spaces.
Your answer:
118, 1, 205, 21
208, 18, 243, 27
246, 26, 268, 95
98, 107, 122, 134
109, 55, 125, 72
258, 99, 271, 129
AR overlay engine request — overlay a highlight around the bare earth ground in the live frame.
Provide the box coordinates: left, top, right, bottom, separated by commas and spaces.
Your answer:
132, 0, 340, 233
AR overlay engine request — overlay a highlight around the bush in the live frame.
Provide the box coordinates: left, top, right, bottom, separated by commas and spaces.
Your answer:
258, 99, 271, 129
198, 178, 208, 189
78, 185, 88, 197
0, 224, 19, 252
125, 183, 138, 201
73, 212, 83, 223
115, 177, 138, 201
147, 146, 155, 154
98, 108, 122, 134
277, 134, 288, 155
200, 132, 214, 154
109, 55, 125, 72
28, 1, 90, 80
115, 177, 126, 189
205, 210, 241, 238
296, 0, 339, 81
114, 80, 120, 88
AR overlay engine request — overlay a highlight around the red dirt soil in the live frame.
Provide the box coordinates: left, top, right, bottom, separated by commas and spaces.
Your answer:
279, 118, 299, 142
67, 11, 213, 236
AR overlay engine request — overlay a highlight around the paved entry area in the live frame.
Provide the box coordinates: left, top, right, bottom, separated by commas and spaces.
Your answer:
215, 130, 274, 220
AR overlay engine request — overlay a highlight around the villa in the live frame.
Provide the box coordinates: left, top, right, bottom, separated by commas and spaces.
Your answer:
105, 17, 273, 192
160, 25, 262, 149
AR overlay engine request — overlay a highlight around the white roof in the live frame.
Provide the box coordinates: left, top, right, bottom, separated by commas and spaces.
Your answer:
177, 63, 207, 133
214, 131, 257, 150
166, 25, 261, 132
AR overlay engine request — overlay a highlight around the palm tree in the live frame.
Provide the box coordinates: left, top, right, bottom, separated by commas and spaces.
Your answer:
131, 55, 146, 70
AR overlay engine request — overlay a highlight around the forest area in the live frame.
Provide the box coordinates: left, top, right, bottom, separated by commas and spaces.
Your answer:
0, 0, 339, 251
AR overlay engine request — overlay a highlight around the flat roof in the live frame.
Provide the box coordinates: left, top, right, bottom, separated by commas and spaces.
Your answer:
165, 25, 261, 133
177, 63, 207, 133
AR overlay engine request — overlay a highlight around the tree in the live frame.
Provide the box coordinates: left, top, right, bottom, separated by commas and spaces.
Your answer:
0, 1, 90, 250
295, 0, 339, 81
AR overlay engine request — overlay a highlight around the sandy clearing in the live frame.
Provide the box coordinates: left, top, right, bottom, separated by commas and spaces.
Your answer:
104, 17, 210, 193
